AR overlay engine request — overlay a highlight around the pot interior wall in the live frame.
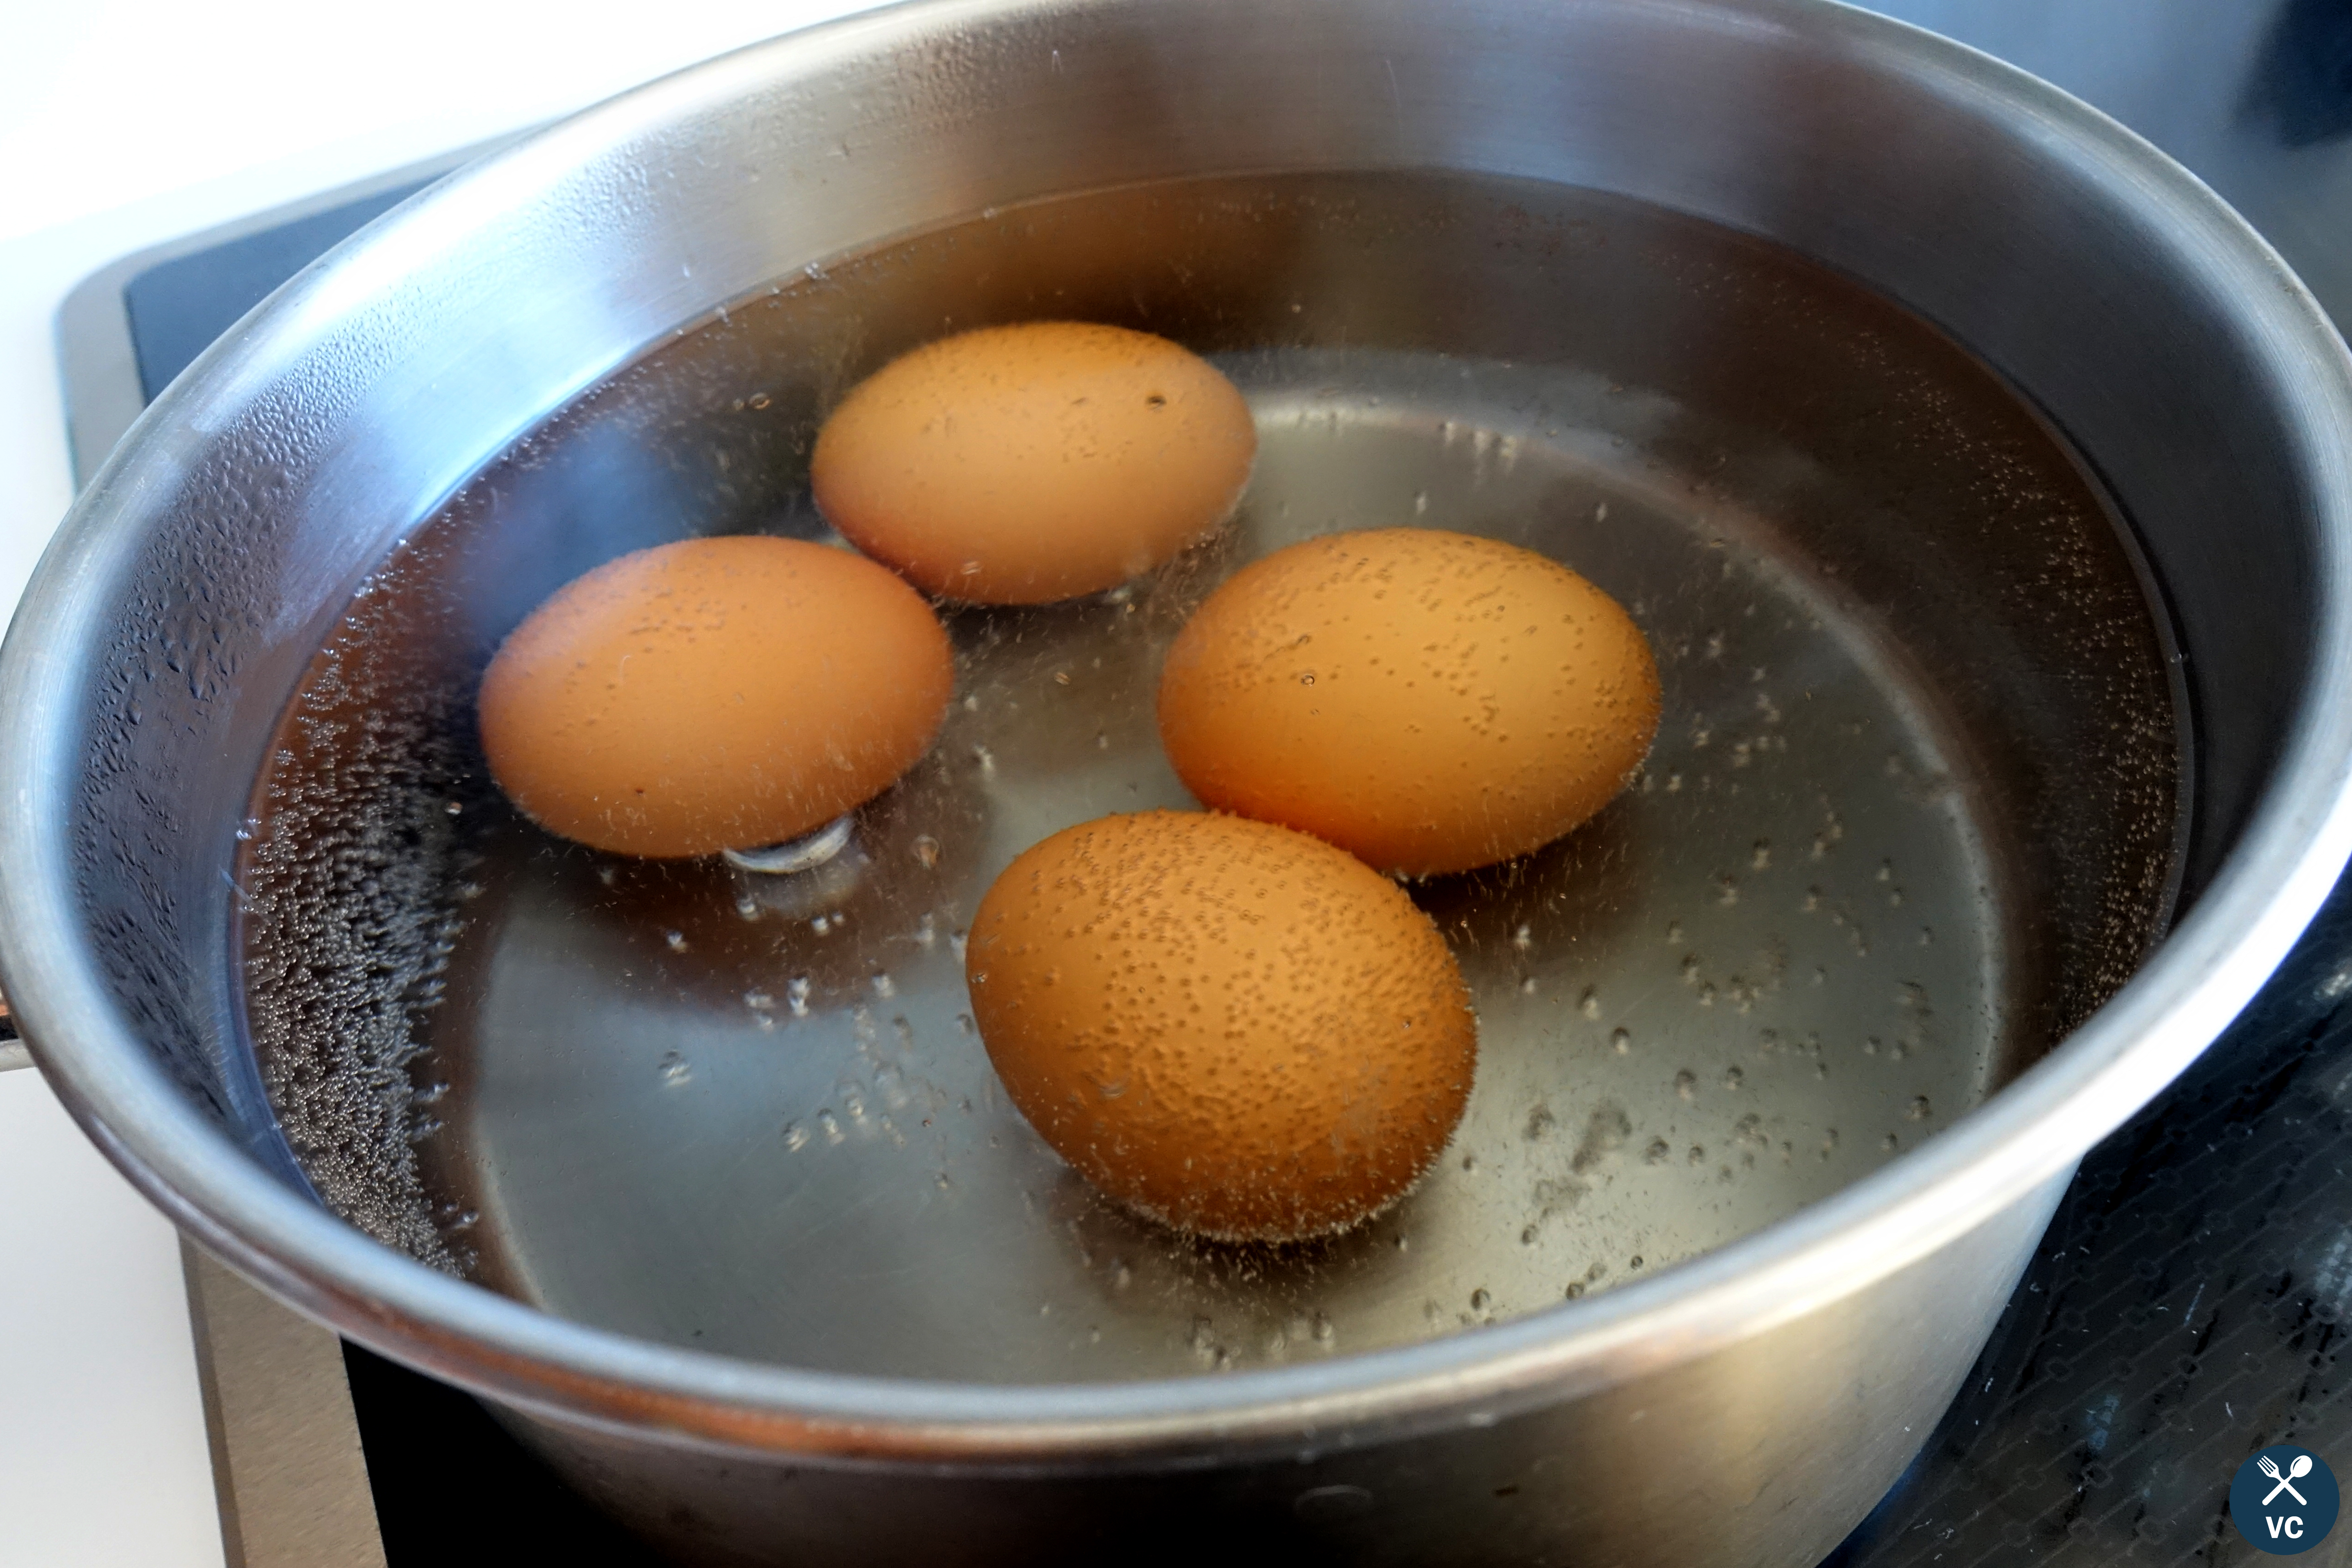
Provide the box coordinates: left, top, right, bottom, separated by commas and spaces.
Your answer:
232, 171, 2181, 1381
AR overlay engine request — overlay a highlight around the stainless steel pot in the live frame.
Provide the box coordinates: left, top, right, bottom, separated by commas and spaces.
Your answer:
6, 1, 2352, 1563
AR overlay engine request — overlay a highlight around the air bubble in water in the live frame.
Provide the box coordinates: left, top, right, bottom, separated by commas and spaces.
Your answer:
725, 815, 854, 874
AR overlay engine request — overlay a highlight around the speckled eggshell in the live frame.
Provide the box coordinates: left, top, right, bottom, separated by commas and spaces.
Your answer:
966, 809, 1477, 1243
478, 535, 952, 859
810, 322, 1257, 605
1157, 527, 1662, 877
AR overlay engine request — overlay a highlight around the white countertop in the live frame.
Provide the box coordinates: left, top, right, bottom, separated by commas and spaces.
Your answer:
0, 6, 867, 1563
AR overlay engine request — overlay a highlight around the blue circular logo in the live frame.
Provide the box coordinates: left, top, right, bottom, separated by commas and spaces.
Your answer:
2230, 1445, 2340, 1554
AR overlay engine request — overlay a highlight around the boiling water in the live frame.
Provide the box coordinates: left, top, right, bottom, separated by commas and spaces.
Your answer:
238, 173, 2179, 1383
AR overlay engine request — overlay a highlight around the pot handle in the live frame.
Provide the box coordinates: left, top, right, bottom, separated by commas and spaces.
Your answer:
0, 988, 25, 1073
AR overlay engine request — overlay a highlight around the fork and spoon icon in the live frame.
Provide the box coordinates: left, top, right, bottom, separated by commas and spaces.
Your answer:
2260, 1453, 2314, 1506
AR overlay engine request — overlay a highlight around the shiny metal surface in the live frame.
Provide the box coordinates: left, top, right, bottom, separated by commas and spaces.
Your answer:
2, 1, 2351, 1565
1865, 0, 2352, 332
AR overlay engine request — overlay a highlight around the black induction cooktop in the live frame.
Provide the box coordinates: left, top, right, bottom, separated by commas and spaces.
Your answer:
54, 4, 2352, 1563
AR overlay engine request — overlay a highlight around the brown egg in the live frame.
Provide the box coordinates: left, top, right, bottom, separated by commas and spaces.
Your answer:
478, 535, 952, 858
967, 810, 1476, 1243
810, 322, 1257, 604
1158, 528, 1661, 877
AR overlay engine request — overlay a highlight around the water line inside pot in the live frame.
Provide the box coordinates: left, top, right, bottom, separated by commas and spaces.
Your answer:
234, 171, 2181, 1383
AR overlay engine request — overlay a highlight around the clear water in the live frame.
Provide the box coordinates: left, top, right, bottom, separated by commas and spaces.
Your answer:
238, 172, 2178, 1382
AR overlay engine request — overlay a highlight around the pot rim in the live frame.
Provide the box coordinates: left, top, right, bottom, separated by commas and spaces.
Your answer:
6, 0, 2352, 1465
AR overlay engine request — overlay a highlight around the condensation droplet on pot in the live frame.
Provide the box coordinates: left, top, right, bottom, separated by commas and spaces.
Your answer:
658, 1051, 691, 1086
1908, 1096, 1932, 1121
912, 835, 941, 869
1611, 1028, 1632, 1054
782, 1121, 809, 1152
664, 929, 688, 953
1675, 1069, 1698, 1101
